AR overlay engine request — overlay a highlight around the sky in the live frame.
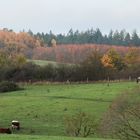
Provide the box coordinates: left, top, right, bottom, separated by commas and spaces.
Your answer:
0, 0, 140, 34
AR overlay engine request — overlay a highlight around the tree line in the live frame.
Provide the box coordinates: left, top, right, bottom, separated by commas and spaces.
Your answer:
0, 28, 140, 64
34, 28, 140, 47
0, 48, 140, 82
1, 28, 140, 49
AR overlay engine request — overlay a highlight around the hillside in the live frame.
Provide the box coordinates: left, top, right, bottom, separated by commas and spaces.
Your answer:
0, 82, 136, 137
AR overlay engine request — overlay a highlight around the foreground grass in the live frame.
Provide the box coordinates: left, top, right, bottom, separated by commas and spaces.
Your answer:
0, 135, 114, 140
0, 82, 137, 136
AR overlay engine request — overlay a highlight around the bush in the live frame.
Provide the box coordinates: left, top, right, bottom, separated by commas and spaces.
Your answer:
0, 81, 21, 93
99, 87, 140, 140
64, 112, 97, 137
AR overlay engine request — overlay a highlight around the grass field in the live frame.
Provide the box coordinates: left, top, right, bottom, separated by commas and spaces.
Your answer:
28, 59, 59, 66
28, 59, 73, 67
0, 82, 137, 139
0, 134, 116, 140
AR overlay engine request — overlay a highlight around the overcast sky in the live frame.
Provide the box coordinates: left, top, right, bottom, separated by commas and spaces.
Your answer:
0, 0, 140, 34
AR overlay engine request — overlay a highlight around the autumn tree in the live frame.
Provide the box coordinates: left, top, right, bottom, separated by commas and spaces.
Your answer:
13, 54, 27, 68
0, 49, 26, 67
51, 38, 57, 47
124, 48, 140, 66
64, 112, 97, 137
101, 48, 125, 71
0, 50, 11, 67
82, 49, 105, 80
0, 29, 43, 59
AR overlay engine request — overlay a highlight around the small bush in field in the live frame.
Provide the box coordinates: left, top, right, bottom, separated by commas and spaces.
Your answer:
0, 81, 22, 93
64, 112, 97, 137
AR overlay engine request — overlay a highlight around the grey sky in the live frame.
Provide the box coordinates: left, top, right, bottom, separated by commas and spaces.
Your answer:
0, 0, 140, 34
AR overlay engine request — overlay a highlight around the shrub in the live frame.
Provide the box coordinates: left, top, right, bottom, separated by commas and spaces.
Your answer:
0, 81, 21, 93
99, 87, 140, 140
64, 112, 97, 137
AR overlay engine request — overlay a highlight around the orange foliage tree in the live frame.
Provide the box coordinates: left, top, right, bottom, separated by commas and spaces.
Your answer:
0, 29, 43, 58
101, 48, 125, 71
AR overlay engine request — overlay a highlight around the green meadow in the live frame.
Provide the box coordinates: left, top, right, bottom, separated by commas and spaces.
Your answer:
0, 82, 137, 139
28, 59, 74, 67
0, 134, 115, 140
28, 59, 59, 66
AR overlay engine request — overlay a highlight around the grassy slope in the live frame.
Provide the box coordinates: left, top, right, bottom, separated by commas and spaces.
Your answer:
0, 82, 137, 137
28, 60, 58, 66
28, 59, 75, 66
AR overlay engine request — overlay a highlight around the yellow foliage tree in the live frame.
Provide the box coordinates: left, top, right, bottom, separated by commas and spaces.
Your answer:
101, 48, 125, 71
0, 49, 26, 67
101, 54, 113, 68
14, 54, 27, 67
51, 39, 57, 47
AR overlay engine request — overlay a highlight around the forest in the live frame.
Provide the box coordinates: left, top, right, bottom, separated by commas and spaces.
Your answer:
34, 28, 140, 46
0, 29, 140, 82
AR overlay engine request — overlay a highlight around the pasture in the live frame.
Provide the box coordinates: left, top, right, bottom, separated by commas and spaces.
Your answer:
28, 59, 72, 66
28, 59, 59, 66
0, 134, 115, 140
0, 82, 137, 139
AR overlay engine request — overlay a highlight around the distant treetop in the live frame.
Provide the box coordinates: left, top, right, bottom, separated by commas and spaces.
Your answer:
34, 28, 140, 47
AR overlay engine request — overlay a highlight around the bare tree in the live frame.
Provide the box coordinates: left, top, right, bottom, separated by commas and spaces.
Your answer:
64, 112, 97, 137
100, 88, 140, 140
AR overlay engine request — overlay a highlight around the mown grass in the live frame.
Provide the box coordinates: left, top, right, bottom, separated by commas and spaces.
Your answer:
0, 82, 137, 137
